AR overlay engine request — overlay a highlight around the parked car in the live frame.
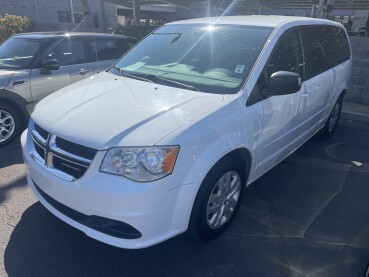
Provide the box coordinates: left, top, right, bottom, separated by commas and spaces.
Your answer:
21, 16, 351, 249
0, 32, 137, 145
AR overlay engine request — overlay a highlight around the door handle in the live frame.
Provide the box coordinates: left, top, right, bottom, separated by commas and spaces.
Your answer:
77, 68, 90, 75
12, 80, 26, 86
302, 90, 312, 96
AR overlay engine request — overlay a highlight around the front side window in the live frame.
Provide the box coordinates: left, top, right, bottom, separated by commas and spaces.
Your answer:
303, 26, 334, 78
112, 24, 273, 94
0, 38, 44, 69
266, 30, 304, 78
247, 30, 304, 106
43, 39, 86, 66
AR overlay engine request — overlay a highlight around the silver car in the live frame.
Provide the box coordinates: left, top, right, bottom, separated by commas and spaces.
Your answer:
0, 32, 137, 146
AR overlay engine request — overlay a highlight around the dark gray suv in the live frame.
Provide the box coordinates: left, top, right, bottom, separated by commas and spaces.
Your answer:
0, 32, 137, 145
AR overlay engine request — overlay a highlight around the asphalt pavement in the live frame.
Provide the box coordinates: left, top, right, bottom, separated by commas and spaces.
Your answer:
1, 112, 369, 277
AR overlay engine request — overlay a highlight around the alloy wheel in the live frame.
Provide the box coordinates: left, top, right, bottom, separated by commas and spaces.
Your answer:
0, 110, 15, 143
206, 171, 241, 229
328, 102, 341, 132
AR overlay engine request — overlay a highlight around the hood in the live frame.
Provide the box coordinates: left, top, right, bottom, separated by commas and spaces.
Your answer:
0, 70, 15, 89
32, 72, 224, 149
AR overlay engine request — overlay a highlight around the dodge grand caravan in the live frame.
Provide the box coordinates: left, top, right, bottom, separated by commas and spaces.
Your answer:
0, 32, 137, 146
21, 16, 352, 249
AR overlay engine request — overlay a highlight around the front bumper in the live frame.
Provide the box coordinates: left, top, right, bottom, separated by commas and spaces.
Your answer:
21, 130, 199, 249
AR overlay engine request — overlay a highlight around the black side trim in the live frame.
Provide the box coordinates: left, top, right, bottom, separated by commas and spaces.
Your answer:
34, 183, 142, 240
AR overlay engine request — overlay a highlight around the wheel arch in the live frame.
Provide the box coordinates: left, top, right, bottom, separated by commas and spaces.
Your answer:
215, 147, 252, 184
0, 89, 30, 126
176, 145, 253, 232
185, 146, 252, 237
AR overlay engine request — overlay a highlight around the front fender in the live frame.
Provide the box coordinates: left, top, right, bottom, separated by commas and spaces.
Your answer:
162, 97, 264, 189
164, 99, 263, 232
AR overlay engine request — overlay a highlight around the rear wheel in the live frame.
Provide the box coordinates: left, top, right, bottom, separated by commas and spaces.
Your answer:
188, 159, 245, 240
319, 97, 343, 139
0, 103, 22, 146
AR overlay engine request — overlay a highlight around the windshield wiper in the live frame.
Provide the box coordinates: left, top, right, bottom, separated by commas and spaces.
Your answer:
146, 74, 200, 92
112, 66, 200, 91
112, 66, 154, 83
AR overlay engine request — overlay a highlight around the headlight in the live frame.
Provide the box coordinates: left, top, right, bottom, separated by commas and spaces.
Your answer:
100, 146, 179, 182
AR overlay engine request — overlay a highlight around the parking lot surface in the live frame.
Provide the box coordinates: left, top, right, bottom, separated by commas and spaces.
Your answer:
1, 113, 369, 277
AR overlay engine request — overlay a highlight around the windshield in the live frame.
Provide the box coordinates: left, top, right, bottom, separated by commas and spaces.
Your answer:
112, 24, 273, 94
0, 37, 44, 69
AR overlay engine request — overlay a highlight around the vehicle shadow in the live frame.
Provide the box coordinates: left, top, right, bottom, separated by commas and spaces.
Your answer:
0, 137, 24, 169
0, 137, 27, 204
4, 118, 369, 277
0, 175, 27, 204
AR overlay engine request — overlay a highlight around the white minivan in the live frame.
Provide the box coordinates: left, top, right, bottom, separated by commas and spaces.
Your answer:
21, 16, 351, 249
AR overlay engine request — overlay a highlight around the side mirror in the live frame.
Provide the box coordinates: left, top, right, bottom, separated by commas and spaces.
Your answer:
42, 59, 60, 71
265, 71, 302, 96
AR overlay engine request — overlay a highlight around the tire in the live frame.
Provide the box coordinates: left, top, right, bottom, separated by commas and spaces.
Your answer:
188, 158, 246, 240
319, 96, 343, 139
0, 103, 22, 146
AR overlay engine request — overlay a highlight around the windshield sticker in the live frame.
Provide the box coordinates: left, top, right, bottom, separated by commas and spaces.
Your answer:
124, 62, 145, 71
234, 65, 245, 74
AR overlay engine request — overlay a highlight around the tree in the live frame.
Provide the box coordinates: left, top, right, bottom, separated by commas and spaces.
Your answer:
0, 14, 33, 43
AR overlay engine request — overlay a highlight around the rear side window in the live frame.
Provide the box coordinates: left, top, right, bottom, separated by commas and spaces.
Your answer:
332, 27, 350, 65
90, 38, 135, 61
303, 26, 334, 78
44, 39, 87, 66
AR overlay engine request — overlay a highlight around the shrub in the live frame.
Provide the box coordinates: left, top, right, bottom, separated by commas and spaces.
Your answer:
0, 14, 33, 43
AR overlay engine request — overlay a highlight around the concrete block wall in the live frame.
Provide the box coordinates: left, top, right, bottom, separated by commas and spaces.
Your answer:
0, 0, 118, 30
351, 10, 369, 31
347, 36, 369, 105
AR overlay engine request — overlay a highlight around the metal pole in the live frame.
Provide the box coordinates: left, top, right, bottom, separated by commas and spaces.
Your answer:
99, 0, 106, 32
310, 4, 315, 18
35, 0, 40, 22
259, 5, 262, 15
207, 0, 213, 17
133, 0, 141, 25
69, 0, 75, 23
317, 0, 324, 18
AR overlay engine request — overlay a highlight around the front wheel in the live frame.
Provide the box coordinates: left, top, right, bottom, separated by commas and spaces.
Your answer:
319, 97, 342, 139
0, 103, 22, 146
188, 159, 245, 240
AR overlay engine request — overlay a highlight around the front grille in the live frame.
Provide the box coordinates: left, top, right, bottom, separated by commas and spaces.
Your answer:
34, 124, 49, 141
34, 142, 45, 159
29, 121, 97, 181
55, 137, 97, 160
34, 183, 142, 239
53, 155, 87, 179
